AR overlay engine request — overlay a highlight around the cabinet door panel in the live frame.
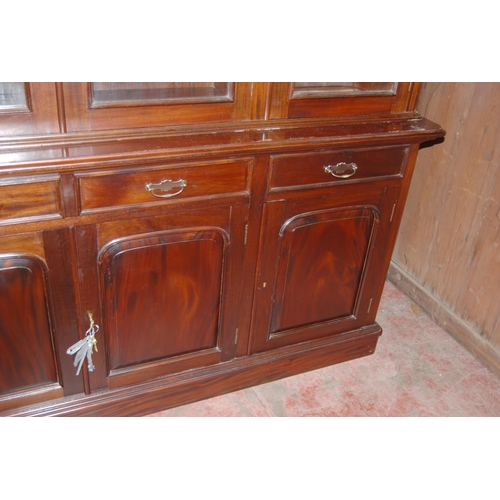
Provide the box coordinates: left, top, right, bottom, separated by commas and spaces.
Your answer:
90, 83, 234, 107
272, 207, 375, 333
0, 256, 57, 392
63, 83, 255, 132
0, 254, 65, 410
101, 229, 225, 370
0, 83, 60, 136
267, 83, 417, 119
251, 183, 398, 353
77, 203, 247, 390
0, 230, 85, 410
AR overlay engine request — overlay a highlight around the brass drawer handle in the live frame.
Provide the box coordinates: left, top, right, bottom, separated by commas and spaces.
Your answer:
145, 179, 187, 198
324, 162, 358, 179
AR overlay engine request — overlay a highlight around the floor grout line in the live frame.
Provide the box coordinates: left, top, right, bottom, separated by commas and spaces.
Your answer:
145, 281, 500, 417
248, 387, 276, 417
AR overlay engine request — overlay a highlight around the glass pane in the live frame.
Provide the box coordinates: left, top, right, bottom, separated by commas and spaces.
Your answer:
91, 82, 233, 107
293, 82, 397, 97
0, 83, 28, 110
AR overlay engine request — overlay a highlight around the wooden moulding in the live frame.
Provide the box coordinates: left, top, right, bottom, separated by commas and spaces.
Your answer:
388, 261, 500, 378
2, 324, 382, 417
0, 113, 445, 417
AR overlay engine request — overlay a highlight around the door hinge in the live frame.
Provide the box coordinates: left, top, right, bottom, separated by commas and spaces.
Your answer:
244, 223, 249, 245
367, 298, 373, 314
234, 328, 239, 344
390, 203, 397, 222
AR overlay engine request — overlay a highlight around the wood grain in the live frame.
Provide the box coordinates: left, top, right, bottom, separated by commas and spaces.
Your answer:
392, 82, 500, 361
102, 229, 225, 369
3, 325, 382, 416
0, 82, 447, 415
0, 174, 62, 223
0, 255, 59, 393
63, 83, 249, 132
272, 208, 374, 331
0, 83, 60, 137
249, 182, 398, 354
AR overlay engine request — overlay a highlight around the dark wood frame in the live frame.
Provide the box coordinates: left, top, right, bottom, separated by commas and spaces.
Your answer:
0, 82, 444, 416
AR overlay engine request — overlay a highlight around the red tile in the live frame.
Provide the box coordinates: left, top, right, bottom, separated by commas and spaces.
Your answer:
144, 281, 500, 418
145, 389, 272, 417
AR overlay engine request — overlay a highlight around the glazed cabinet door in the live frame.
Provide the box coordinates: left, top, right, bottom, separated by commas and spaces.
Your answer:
74, 203, 248, 391
250, 182, 400, 354
267, 82, 420, 119
63, 82, 258, 132
0, 83, 60, 137
0, 230, 84, 412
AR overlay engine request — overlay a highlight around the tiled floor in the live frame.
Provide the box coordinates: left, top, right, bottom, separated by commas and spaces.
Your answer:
145, 281, 500, 417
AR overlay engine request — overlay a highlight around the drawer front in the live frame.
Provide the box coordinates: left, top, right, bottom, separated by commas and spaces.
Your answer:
269, 146, 408, 192
77, 159, 251, 213
0, 175, 61, 224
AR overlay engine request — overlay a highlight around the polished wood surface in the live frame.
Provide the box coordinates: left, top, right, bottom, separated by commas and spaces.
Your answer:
0, 255, 57, 393
0, 83, 61, 137
0, 173, 62, 223
5, 325, 382, 416
103, 230, 224, 366
0, 116, 443, 170
269, 146, 408, 191
272, 207, 374, 332
100, 227, 229, 390
62, 82, 253, 132
0, 82, 445, 415
0, 252, 65, 412
0, 82, 422, 139
267, 83, 419, 120
250, 182, 399, 353
77, 158, 250, 214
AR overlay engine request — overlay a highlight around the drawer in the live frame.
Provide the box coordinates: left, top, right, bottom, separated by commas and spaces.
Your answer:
77, 159, 251, 213
0, 174, 62, 224
269, 146, 408, 192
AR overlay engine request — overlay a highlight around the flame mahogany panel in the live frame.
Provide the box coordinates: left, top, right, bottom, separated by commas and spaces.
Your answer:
269, 146, 408, 192
271, 207, 376, 333
100, 229, 226, 371
0, 82, 447, 416
249, 182, 403, 354
77, 159, 250, 214
0, 174, 62, 224
0, 255, 59, 394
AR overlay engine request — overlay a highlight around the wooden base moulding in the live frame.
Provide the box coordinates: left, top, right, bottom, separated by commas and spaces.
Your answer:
0, 82, 445, 417
2, 325, 381, 417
